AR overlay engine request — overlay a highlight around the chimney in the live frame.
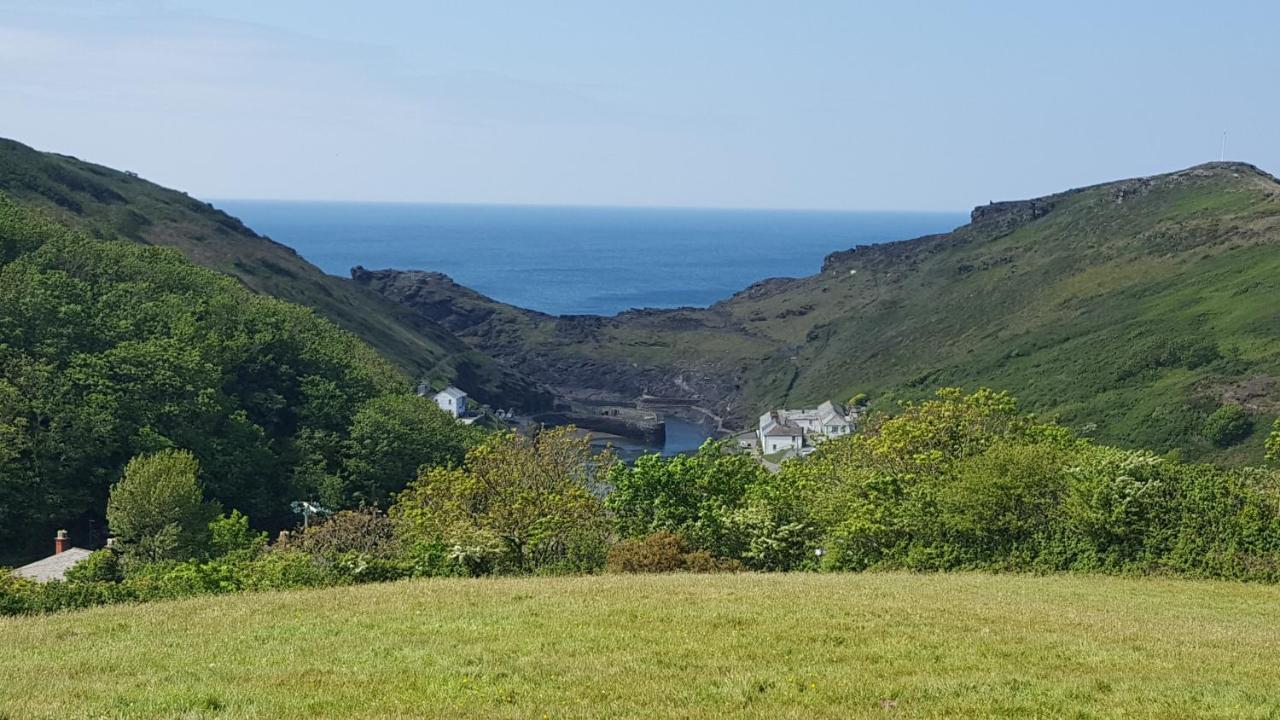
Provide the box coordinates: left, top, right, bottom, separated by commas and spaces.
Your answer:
55, 529, 69, 554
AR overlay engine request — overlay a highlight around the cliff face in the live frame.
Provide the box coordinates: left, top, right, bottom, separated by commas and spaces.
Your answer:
350, 268, 758, 415
360, 162, 1280, 462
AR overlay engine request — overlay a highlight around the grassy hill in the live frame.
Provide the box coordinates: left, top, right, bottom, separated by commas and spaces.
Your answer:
3, 572, 1278, 718
359, 162, 1280, 461
0, 138, 550, 411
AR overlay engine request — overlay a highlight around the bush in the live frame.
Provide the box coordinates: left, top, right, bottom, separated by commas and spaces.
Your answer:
606, 531, 685, 573
680, 551, 745, 574
63, 549, 122, 584
122, 560, 242, 599
605, 441, 764, 558
605, 531, 742, 574
1202, 405, 1252, 447
240, 550, 342, 591
283, 508, 400, 562
208, 510, 267, 559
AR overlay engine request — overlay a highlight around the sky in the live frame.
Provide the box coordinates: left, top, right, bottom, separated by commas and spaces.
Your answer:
1, 1, 1277, 210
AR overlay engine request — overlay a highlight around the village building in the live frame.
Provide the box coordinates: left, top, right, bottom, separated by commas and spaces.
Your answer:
758, 412, 805, 454
11, 530, 93, 583
756, 400, 856, 457
418, 383, 470, 419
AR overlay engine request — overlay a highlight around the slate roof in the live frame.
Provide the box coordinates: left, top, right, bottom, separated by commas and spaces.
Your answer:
12, 547, 93, 583
435, 386, 467, 400
759, 411, 803, 437
762, 422, 803, 437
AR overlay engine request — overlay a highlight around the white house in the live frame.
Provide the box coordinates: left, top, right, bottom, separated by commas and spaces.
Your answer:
431, 386, 469, 418
757, 411, 804, 454
756, 400, 855, 456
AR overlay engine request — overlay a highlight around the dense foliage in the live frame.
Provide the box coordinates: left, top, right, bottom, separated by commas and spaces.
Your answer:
105, 449, 218, 565
392, 427, 612, 575
0, 194, 476, 562
5, 388, 1280, 615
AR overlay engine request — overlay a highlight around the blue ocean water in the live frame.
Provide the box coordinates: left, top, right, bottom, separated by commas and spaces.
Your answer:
219, 201, 966, 316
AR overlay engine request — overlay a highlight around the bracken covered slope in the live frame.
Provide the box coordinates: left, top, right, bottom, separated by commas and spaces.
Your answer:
359, 162, 1280, 461
0, 139, 551, 410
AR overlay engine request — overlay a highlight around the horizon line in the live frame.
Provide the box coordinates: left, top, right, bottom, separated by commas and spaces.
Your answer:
206, 196, 971, 215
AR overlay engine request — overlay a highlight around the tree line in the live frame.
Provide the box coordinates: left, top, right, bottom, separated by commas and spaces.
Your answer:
7, 388, 1280, 615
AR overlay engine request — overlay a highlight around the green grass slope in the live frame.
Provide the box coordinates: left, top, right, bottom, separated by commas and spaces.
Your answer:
3, 573, 1279, 719
757, 162, 1280, 461
362, 162, 1280, 460
0, 138, 550, 411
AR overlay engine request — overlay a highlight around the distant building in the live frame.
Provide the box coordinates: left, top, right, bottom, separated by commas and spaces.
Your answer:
756, 400, 856, 456
758, 411, 805, 454
11, 530, 93, 583
431, 386, 469, 418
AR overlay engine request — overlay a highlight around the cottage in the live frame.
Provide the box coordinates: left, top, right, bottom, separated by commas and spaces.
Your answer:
11, 530, 93, 583
756, 400, 856, 456
432, 386, 469, 418
757, 411, 804, 454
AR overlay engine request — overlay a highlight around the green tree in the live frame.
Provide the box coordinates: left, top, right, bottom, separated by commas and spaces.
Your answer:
208, 510, 267, 559
106, 449, 218, 564
605, 440, 763, 557
1202, 405, 1252, 447
341, 394, 479, 507
392, 427, 612, 574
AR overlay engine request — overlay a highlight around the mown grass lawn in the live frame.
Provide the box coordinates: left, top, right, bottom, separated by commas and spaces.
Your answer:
2, 572, 1279, 719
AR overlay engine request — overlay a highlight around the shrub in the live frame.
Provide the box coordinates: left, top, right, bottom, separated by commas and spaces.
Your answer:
122, 560, 242, 599
63, 549, 122, 584
208, 510, 267, 559
606, 531, 685, 573
1202, 405, 1252, 447
605, 531, 742, 573
936, 442, 1070, 557
283, 508, 400, 562
680, 551, 745, 574
605, 441, 763, 557
240, 550, 341, 591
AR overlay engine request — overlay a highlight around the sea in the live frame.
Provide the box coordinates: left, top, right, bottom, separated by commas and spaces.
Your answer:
219, 200, 966, 455
219, 201, 966, 317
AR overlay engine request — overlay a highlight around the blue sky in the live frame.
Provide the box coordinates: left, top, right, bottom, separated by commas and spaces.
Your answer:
1, 1, 1276, 210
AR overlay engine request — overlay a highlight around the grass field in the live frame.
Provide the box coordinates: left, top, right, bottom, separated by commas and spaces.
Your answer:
3, 573, 1280, 719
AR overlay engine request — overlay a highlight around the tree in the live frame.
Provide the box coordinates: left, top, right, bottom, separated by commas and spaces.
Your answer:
340, 394, 479, 507
392, 427, 612, 574
106, 449, 218, 564
1202, 405, 1252, 448
605, 440, 763, 556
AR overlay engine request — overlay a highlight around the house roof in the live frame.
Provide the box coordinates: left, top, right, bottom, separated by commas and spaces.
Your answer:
12, 547, 94, 583
435, 386, 467, 400
761, 419, 803, 437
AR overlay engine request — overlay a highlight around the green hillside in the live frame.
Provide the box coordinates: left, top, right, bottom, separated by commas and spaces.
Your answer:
0, 193, 483, 563
360, 162, 1280, 461
0, 138, 550, 411
4, 572, 1279, 719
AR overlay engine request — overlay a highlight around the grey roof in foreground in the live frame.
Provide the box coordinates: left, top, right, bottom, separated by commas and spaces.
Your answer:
12, 547, 93, 583
435, 386, 468, 400
761, 420, 803, 437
